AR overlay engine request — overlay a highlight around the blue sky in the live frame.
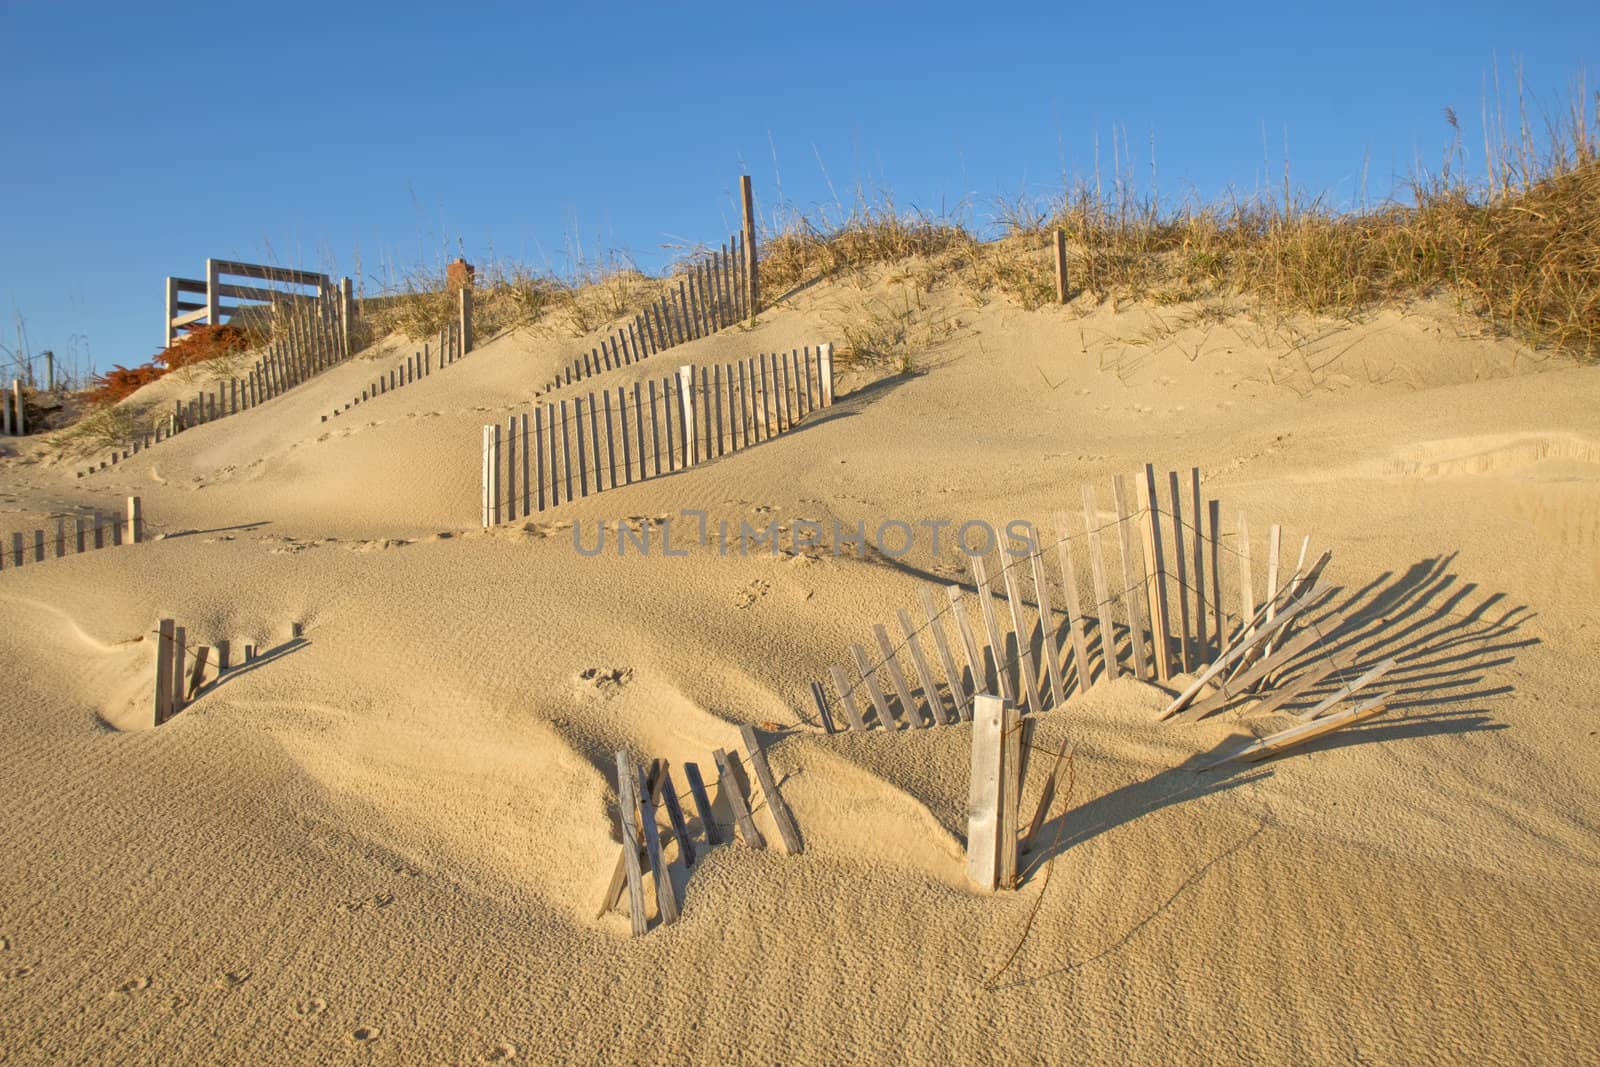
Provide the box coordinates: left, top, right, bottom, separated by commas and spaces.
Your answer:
1, 1, 1593, 380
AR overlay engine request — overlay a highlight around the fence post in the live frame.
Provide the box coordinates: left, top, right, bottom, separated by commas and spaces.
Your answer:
340, 276, 353, 358
1054, 229, 1068, 304
741, 174, 758, 322
154, 619, 176, 726
205, 257, 220, 331
818, 342, 834, 406
1, 382, 10, 436
459, 287, 473, 355
677, 365, 696, 466
10, 379, 22, 435
127, 497, 143, 544
164, 276, 178, 349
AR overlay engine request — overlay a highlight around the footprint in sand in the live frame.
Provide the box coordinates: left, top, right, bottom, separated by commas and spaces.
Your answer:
486, 1041, 520, 1061
113, 976, 151, 995
579, 667, 633, 691
735, 579, 771, 609
293, 996, 328, 1018
213, 970, 251, 991
0, 933, 10, 951
348, 1026, 382, 1045
336, 892, 396, 914
3, 964, 35, 981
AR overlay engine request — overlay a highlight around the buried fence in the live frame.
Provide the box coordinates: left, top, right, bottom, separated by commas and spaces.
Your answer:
480, 343, 834, 526
601, 724, 800, 936
78, 284, 361, 478
0, 497, 145, 572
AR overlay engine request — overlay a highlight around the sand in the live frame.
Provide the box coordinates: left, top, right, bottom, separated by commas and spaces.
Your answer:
1, 279, 1597, 1064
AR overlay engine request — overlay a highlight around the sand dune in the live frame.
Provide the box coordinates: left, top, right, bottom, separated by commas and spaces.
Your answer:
1, 280, 1597, 1063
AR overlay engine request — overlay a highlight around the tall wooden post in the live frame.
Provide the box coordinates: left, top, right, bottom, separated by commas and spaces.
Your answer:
205, 258, 220, 331
740, 174, 758, 322
1, 383, 10, 436
966, 693, 1005, 891
1054, 229, 1068, 303
164, 276, 177, 349
458, 287, 473, 355
818, 342, 834, 406
339, 276, 353, 358
127, 497, 143, 544
10, 379, 22, 435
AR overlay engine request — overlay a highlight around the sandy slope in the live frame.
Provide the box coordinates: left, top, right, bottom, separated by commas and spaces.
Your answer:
1, 279, 1597, 1064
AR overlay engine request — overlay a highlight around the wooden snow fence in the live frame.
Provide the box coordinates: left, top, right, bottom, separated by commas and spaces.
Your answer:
541, 234, 754, 397
78, 284, 358, 479
600, 726, 801, 936
0, 497, 145, 576
323, 295, 471, 422
480, 344, 834, 527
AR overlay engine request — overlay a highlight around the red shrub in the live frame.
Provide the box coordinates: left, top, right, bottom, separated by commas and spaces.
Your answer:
86, 363, 166, 407
158, 323, 251, 370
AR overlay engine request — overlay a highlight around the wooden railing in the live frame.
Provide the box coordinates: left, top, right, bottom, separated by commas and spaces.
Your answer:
164, 258, 351, 351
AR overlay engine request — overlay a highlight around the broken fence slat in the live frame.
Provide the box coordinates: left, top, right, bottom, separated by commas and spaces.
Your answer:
613, 752, 649, 936
738, 724, 802, 855
711, 748, 765, 849
1294, 658, 1399, 722
636, 766, 679, 925
850, 642, 897, 731
897, 607, 951, 726
1202, 695, 1391, 770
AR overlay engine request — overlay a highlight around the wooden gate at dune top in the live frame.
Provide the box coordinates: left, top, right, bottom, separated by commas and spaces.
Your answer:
478, 343, 834, 527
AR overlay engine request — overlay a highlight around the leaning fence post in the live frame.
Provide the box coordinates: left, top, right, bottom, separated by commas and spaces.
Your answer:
459, 287, 474, 356
1054, 228, 1068, 304
741, 174, 758, 322
339, 276, 353, 358
127, 497, 143, 544
677, 365, 696, 466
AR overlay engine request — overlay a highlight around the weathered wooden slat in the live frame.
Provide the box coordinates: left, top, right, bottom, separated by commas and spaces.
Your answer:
1203, 694, 1391, 770
738, 724, 802, 854
1175, 611, 1343, 722
1026, 546, 1069, 709
1082, 487, 1121, 680
1023, 739, 1073, 853
918, 585, 969, 721
969, 555, 1017, 703
809, 681, 837, 734
966, 693, 1005, 891
1294, 658, 1399, 721
946, 584, 987, 710
1139, 465, 1173, 680
1112, 475, 1152, 679
613, 753, 650, 935
1237, 511, 1256, 642
711, 748, 765, 848
658, 767, 695, 867
897, 608, 950, 725
999, 551, 1046, 716
1052, 512, 1095, 693
170, 626, 187, 719
851, 642, 897, 731
636, 766, 679, 924
872, 623, 926, 729
997, 700, 1023, 889
153, 619, 175, 726
1167, 470, 1194, 673
186, 645, 211, 700
682, 761, 720, 846
828, 664, 868, 732
1160, 572, 1331, 719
